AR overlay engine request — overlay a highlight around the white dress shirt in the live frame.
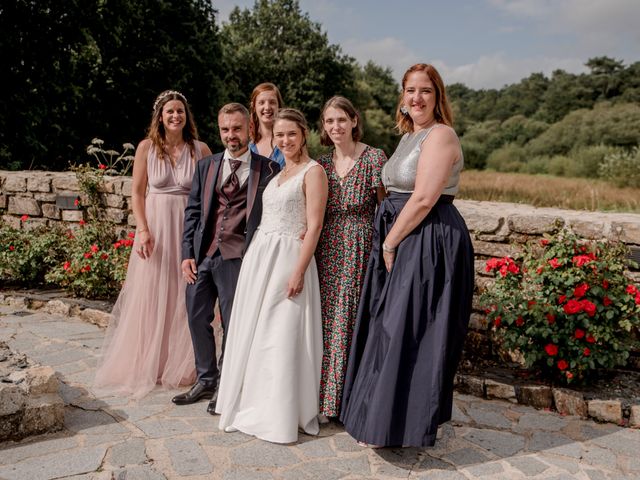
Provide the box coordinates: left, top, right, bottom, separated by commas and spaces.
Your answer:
222, 148, 251, 186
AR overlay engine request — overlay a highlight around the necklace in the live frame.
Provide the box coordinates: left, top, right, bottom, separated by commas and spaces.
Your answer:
334, 143, 358, 182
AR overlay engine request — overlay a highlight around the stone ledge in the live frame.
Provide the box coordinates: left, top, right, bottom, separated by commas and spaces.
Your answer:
0, 342, 64, 441
455, 373, 638, 428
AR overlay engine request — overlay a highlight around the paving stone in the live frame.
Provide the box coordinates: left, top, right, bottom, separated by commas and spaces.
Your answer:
0, 435, 79, 464
296, 436, 337, 458
515, 385, 554, 409
202, 430, 253, 447
442, 447, 492, 466
281, 462, 346, 480
451, 403, 470, 423
528, 432, 583, 458
463, 428, 525, 457
230, 441, 300, 467
324, 456, 371, 476
465, 404, 512, 429
417, 455, 456, 471
109, 437, 147, 467
463, 461, 504, 476
0, 445, 106, 480
588, 428, 640, 458
135, 418, 193, 438
588, 399, 623, 424
223, 469, 274, 480
507, 456, 550, 477
416, 471, 468, 480
112, 404, 168, 422
185, 416, 220, 431
581, 444, 619, 470
83, 432, 131, 447
165, 401, 210, 417
165, 438, 213, 476
65, 407, 129, 435
585, 469, 608, 480
332, 432, 367, 452
516, 412, 567, 431
112, 466, 167, 479
538, 454, 581, 474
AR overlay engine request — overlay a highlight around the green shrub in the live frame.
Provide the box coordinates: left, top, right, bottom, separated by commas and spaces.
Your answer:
481, 230, 640, 384
485, 143, 529, 172
566, 145, 623, 178
599, 146, 640, 188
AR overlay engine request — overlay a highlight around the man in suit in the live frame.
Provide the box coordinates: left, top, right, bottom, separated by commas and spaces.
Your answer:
172, 102, 279, 413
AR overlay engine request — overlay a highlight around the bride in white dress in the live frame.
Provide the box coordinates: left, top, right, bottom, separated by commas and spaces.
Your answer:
215, 108, 328, 443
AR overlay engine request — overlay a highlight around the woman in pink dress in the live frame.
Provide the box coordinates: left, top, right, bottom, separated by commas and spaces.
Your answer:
94, 90, 212, 399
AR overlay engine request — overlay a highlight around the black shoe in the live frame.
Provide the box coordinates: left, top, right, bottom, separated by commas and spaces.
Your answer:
172, 383, 216, 405
206, 388, 219, 415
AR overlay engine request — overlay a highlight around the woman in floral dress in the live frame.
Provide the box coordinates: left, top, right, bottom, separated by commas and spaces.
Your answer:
316, 96, 387, 420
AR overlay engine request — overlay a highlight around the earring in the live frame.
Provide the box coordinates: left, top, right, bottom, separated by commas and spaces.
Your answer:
400, 105, 409, 115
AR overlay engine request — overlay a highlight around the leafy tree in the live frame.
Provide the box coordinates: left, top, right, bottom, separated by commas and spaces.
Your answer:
220, 0, 357, 126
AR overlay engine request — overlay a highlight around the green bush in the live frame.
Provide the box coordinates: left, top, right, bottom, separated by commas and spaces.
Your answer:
566, 145, 623, 178
0, 218, 68, 285
599, 146, 640, 188
485, 143, 529, 172
481, 230, 640, 384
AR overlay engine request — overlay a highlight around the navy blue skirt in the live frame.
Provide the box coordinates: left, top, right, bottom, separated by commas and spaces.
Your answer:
340, 192, 474, 447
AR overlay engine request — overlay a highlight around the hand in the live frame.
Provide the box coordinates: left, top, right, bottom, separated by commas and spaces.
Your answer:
286, 271, 304, 299
181, 258, 197, 284
383, 249, 395, 273
136, 230, 154, 259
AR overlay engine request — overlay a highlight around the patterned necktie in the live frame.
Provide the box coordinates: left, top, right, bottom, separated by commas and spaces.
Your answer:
223, 159, 242, 198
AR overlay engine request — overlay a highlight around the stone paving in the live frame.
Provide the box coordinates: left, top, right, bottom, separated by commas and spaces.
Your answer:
0, 305, 639, 480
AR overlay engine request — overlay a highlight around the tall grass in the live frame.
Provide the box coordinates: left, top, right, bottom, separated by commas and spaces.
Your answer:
458, 170, 640, 213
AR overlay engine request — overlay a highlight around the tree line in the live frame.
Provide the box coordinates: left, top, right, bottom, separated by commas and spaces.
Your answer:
2, 0, 639, 186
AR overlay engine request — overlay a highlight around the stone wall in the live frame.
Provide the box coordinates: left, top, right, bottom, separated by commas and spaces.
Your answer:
2, 170, 640, 350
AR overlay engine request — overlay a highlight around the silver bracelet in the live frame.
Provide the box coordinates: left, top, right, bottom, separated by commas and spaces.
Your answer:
382, 242, 396, 253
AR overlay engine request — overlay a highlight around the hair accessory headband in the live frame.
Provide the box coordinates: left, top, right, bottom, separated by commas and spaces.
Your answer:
153, 90, 187, 112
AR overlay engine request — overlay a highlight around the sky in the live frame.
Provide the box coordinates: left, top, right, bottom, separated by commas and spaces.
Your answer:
214, 0, 640, 89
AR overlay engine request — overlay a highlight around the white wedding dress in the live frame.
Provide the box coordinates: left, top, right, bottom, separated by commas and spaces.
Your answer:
215, 160, 323, 444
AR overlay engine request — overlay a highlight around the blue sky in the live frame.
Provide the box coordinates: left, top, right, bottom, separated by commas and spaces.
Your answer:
214, 0, 640, 89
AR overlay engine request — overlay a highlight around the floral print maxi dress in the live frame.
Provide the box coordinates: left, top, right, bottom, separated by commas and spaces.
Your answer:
316, 145, 386, 417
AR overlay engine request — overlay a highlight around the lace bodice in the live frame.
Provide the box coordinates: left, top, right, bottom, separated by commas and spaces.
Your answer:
258, 160, 318, 238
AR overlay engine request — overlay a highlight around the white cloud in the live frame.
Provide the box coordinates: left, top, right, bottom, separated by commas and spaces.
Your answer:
434, 54, 587, 89
342, 37, 422, 80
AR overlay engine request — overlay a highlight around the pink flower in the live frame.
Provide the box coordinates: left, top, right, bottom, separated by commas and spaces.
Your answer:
63, 261, 71, 271
20, 215, 28, 222
90, 244, 99, 253
9, 245, 15, 251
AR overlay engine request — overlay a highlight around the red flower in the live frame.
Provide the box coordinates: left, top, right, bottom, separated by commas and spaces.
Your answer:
63, 261, 71, 271
586, 334, 596, 344
9, 245, 15, 251
581, 300, 596, 317
123, 239, 134, 247
563, 299, 583, 315
545, 344, 558, 356
540, 238, 550, 246
546, 313, 556, 325
90, 244, 99, 253
573, 283, 589, 299
603, 296, 612, 307
527, 300, 536, 309
74, 198, 80, 206
574, 328, 585, 339
516, 316, 525, 326
557, 359, 569, 371
566, 371, 574, 379
100, 253, 109, 260
98, 163, 107, 170
20, 215, 28, 222
583, 347, 591, 356
84, 264, 91, 272
602, 279, 609, 290
572, 255, 592, 267
558, 295, 567, 304
83, 252, 93, 259
127, 231, 135, 239
635, 293, 640, 305
548, 258, 562, 269
79, 219, 86, 226
536, 266, 544, 274
493, 316, 502, 328
485, 258, 503, 272
626, 284, 638, 296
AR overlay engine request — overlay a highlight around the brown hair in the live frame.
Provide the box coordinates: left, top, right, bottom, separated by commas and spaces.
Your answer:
395, 64, 453, 134
148, 90, 199, 160
319, 96, 363, 146
218, 102, 250, 120
274, 108, 309, 156
249, 83, 284, 142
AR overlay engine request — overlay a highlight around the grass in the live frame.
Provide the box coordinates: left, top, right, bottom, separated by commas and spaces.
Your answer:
458, 170, 640, 213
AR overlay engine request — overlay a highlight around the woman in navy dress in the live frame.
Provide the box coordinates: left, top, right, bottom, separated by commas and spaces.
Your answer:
340, 63, 474, 448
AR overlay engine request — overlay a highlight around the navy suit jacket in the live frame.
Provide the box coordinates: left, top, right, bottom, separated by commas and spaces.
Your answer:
182, 151, 280, 265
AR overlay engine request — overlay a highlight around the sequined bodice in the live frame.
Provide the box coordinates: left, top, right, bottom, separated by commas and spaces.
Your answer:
258, 161, 318, 238
382, 125, 462, 195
